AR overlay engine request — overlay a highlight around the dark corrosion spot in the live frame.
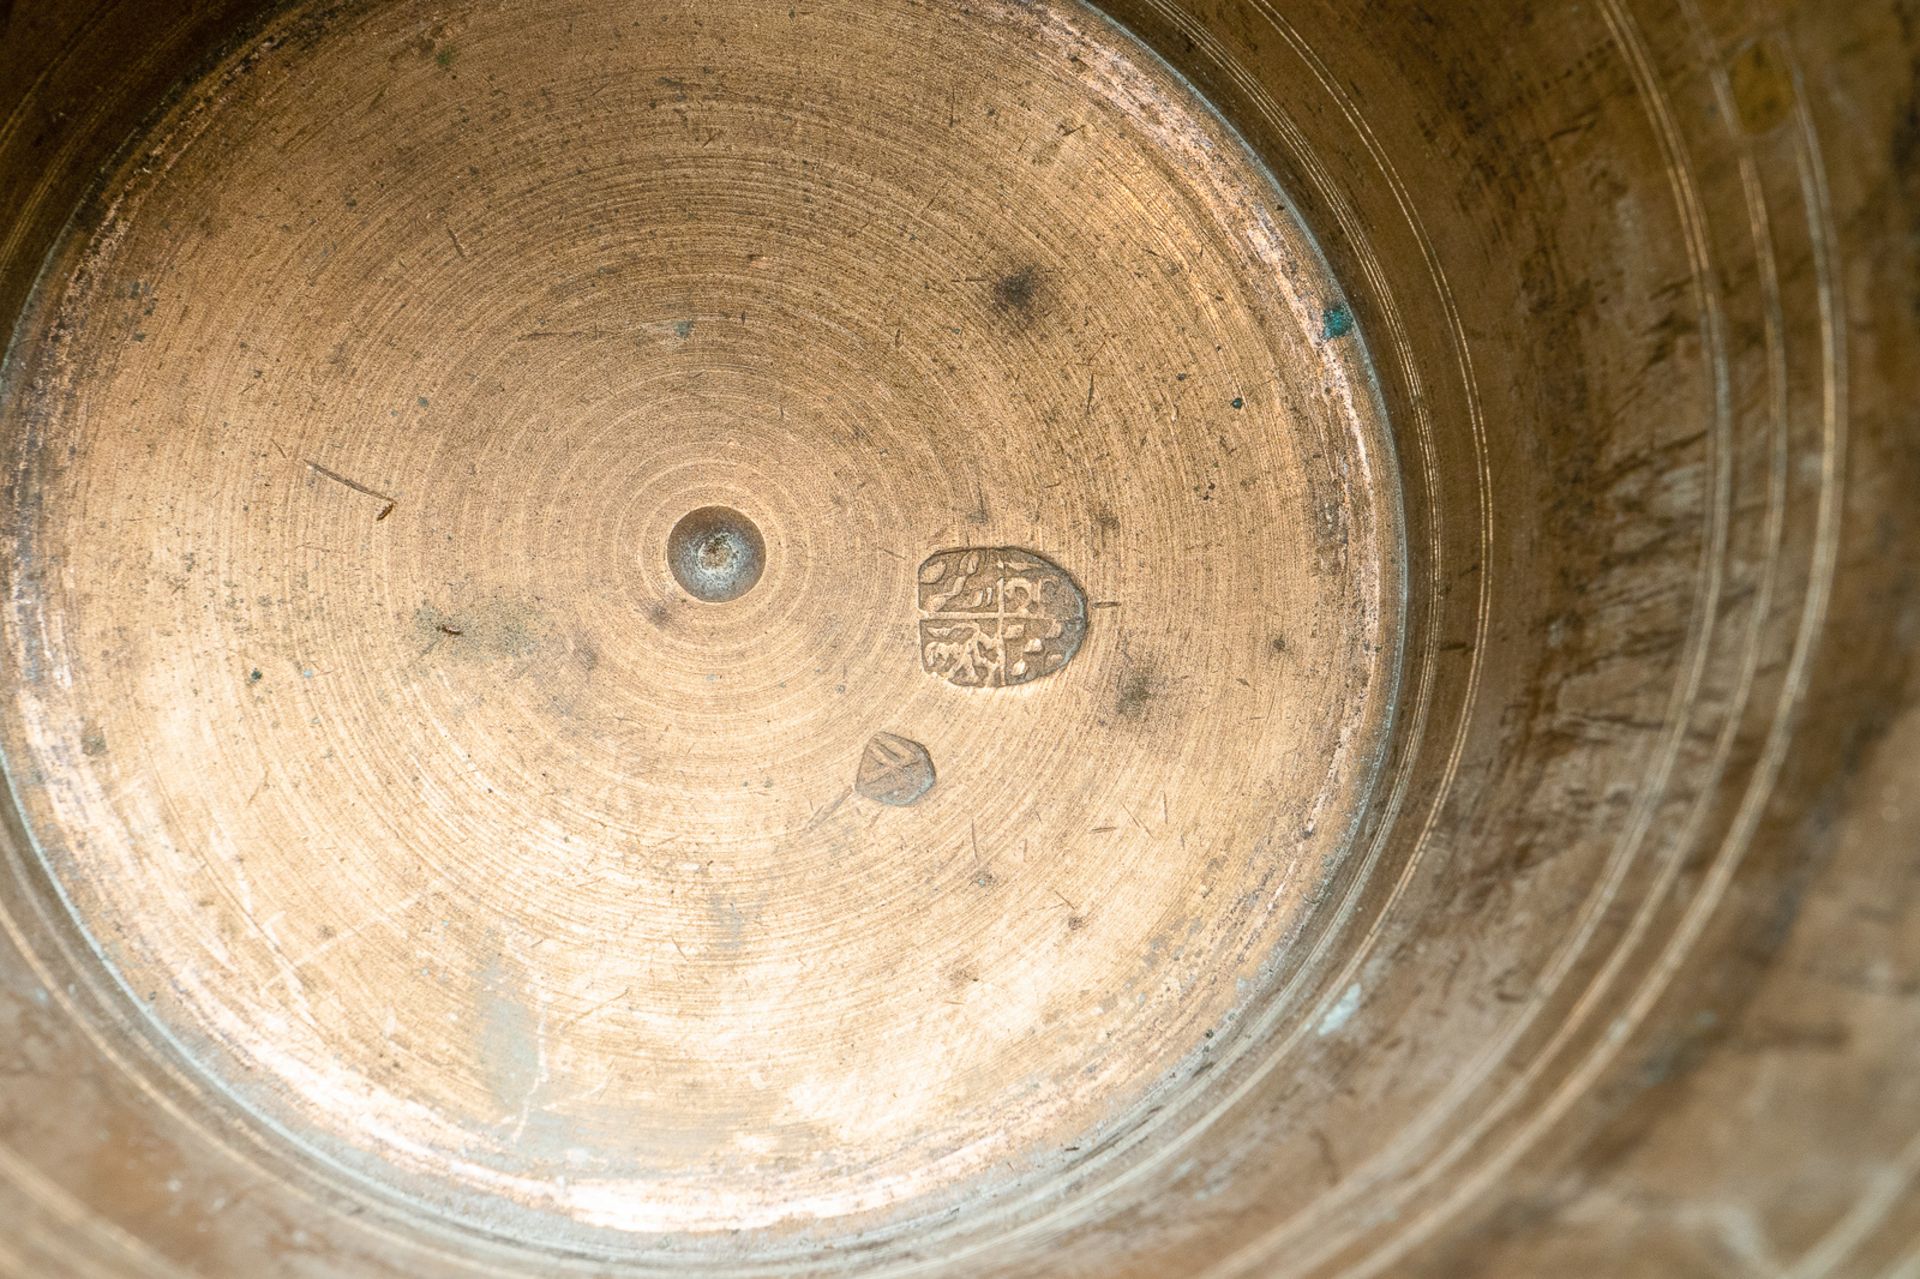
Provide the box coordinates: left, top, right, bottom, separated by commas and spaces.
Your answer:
1116, 669, 1155, 719
1729, 39, 1794, 136
668, 506, 766, 604
992, 266, 1041, 315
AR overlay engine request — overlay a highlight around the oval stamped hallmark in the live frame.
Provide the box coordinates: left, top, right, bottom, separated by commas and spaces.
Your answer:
917, 547, 1087, 688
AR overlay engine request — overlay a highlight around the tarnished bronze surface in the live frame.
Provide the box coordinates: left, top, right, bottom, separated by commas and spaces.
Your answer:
0, 0, 1916, 1275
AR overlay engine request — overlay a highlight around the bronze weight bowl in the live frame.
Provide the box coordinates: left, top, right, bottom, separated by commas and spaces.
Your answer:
0, 0, 1915, 1274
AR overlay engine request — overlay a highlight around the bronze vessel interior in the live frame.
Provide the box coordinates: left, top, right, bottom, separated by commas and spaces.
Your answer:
1, 0, 1917, 1274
